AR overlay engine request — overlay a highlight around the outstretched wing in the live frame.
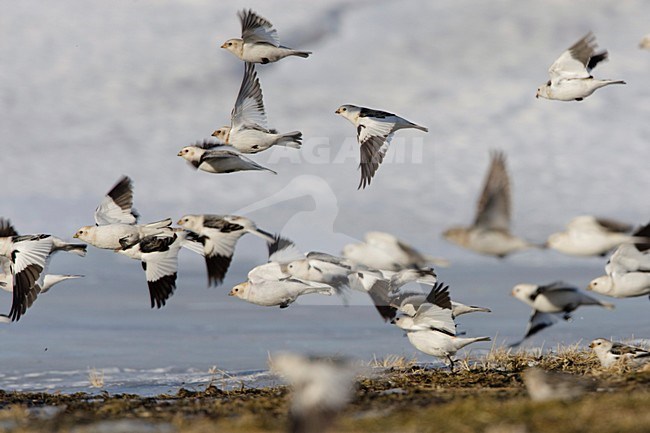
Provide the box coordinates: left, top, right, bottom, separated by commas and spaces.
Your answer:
94, 176, 138, 225
9, 235, 53, 321
548, 33, 598, 82
473, 151, 511, 231
231, 62, 268, 131
239, 9, 280, 46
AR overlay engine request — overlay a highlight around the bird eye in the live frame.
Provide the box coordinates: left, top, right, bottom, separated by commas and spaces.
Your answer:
228, 42, 232, 46
341, 107, 347, 112
234, 288, 239, 292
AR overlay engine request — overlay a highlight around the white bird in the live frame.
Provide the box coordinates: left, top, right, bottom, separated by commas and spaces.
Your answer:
342, 231, 448, 271
589, 338, 650, 368
221, 9, 312, 64
211, 62, 301, 154
285, 252, 358, 296
229, 236, 336, 308
510, 281, 615, 346
177, 214, 275, 287
334, 104, 428, 189
117, 231, 203, 308
536, 32, 625, 101
270, 353, 356, 433
640, 34, 650, 50
587, 222, 650, 299
443, 151, 538, 258
177, 140, 276, 174
547, 215, 642, 257
73, 176, 173, 250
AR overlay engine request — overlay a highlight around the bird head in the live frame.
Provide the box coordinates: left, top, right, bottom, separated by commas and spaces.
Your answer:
211, 127, 231, 141
229, 281, 249, 299
587, 276, 612, 294
221, 39, 244, 55
176, 214, 201, 232
535, 81, 551, 99
334, 104, 358, 122
511, 283, 537, 302
177, 146, 201, 161
73, 226, 94, 243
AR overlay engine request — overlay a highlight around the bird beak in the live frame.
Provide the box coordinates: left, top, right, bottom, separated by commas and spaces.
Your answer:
176, 219, 183, 225
510, 290, 515, 296
211, 131, 219, 137
177, 151, 183, 156
389, 319, 396, 324
220, 43, 227, 49
228, 290, 235, 296
535, 94, 539, 99
588, 342, 595, 348
73, 233, 79, 239
335, 108, 341, 114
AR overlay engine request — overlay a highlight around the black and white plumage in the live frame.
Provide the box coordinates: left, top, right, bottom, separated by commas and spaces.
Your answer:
177, 139, 277, 174
221, 9, 312, 64
211, 63, 302, 154
510, 282, 615, 346
74, 176, 173, 249
177, 214, 275, 287
536, 32, 625, 101
334, 104, 428, 189
118, 231, 203, 308
443, 151, 538, 257
590, 338, 650, 368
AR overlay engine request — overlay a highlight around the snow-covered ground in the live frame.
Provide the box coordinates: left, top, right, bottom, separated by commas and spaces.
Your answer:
1, 0, 649, 392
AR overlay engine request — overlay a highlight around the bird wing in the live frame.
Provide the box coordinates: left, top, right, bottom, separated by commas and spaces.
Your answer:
510, 311, 559, 347
413, 304, 456, 336
9, 235, 53, 321
0, 218, 19, 237
94, 176, 138, 225
548, 33, 596, 82
139, 235, 180, 308
535, 281, 577, 295
230, 62, 268, 132
239, 9, 280, 46
473, 150, 511, 231
201, 230, 245, 287
267, 235, 304, 263
357, 131, 394, 190
610, 342, 649, 356
594, 217, 633, 234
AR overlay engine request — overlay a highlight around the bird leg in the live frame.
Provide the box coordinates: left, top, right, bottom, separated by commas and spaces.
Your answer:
446, 356, 456, 373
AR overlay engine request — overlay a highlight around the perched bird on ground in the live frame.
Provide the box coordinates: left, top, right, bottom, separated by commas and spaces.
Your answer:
229, 236, 336, 308
211, 62, 302, 153
177, 139, 276, 174
547, 215, 643, 257
177, 214, 275, 287
334, 104, 428, 189
117, 231, 204, 308
510, 281, 615, 346
536, 32, 625, 101
523, 367, 594, 402
221, 9, 311, 64
588, 222, 650, 299
589, 338, 650, 368
342, 231, 448, 271
270, 353, 356, 433
443, 151, 538, 258
74, 176, 172, 250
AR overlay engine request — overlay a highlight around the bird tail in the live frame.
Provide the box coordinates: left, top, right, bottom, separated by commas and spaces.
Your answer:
277, 131, 302, 149
599, 300, 616, 310
145, 218, 173, 230
240, 155, 277, 174
408, 122, 429, 133
605, 80, 626, 85
41, 274, 83, 293
290, 50, 311, 58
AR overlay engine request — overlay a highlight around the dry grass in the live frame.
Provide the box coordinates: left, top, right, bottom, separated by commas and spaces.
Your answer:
87, 368, 105, 388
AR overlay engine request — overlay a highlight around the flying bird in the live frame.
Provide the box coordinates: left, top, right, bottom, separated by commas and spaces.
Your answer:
334, 104, 428, 189
510, 281, 615, 346
589, 338, 650, 368
536, 32, 625, 101
177, 214, 275, 287
229, 236, 336, 308
221, 9, 311, 64
547, 215, 642, 257
177, 140, 276, 174
443, 151, 538, 257
74, 176, 172, 250
342, 231, 448, 271
588, 223, 650, 299
211, 62, 302, 154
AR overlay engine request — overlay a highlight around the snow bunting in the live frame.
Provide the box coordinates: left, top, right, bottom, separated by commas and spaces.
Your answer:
588, 241, 650, 299
510, 281, 614, 345
229, 236, 336, 308
270, 353, 356, 433
547, 215, 642, 257
334, 104, 428, 189
443, 151, 538, 257
523, 367, 593, 402
342, 231, 448, 271
211, 63, 301, 154
536, 32, 625, 101
285, 252, 357, 296
221, 9, 311, 64
177, 214, 275, 287
178, 139, 276, 174
118, 231, 203, 308
74, 176, 173, 250
589, 338, 650, 368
